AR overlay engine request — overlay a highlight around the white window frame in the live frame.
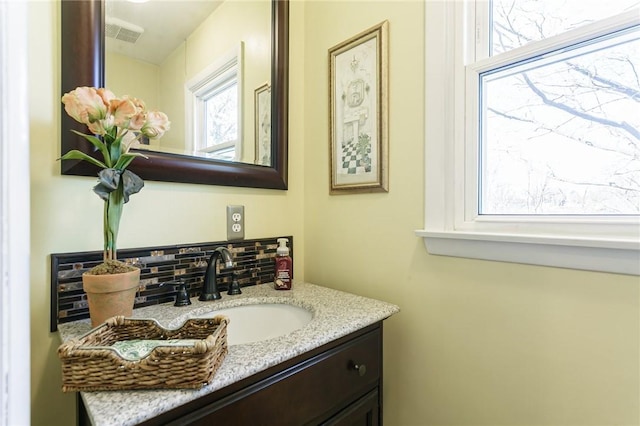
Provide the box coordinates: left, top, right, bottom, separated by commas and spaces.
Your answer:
185, 43, 244, 161
416, 1, 640, 275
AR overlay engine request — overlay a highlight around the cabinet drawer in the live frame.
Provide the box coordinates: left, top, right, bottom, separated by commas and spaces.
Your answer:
183, 328, 382, 425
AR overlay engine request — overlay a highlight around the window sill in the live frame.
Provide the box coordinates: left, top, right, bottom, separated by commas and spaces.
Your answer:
415, 230, 639, 275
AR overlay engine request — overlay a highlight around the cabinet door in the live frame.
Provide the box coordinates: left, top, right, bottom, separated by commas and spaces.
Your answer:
176, 328, 381, 426
321, 389, 380, 426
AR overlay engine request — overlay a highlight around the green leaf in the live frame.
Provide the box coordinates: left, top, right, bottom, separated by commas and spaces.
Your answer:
110, 136, 123, 166
59, 150, 107, 169
70, 130, 112, 167
113, 152, 148, 171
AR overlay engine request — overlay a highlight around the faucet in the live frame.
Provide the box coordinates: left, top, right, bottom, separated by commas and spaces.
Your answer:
199, 247, 233, 301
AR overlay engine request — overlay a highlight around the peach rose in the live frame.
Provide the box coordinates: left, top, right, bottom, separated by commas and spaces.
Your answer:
109, 98, 137, 129
126, 97, 148, 131
86, 115, 113, 135
61, 87, 108, 125
96, 88, 116, 105
141, 111, 171, 139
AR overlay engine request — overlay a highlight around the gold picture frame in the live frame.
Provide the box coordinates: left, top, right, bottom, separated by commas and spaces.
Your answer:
254, 82, 271, 166
329, 21, 389, 193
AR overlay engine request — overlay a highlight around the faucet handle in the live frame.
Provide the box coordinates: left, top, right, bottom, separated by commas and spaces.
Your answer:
227, 272, 242, 296
160, 279, 192, 307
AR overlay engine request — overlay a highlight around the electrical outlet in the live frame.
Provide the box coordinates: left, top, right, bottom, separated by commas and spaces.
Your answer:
227, 205, 245, 240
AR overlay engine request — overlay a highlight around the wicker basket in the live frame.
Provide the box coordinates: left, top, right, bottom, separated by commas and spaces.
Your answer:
58, 315, 228, 392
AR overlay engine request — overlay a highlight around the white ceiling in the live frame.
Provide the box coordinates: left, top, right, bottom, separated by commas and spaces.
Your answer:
105, 0, 223, 65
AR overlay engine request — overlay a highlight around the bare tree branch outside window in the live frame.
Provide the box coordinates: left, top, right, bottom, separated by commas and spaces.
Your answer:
481, 0, 640, 214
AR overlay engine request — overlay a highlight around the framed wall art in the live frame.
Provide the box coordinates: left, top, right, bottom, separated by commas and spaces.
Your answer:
254, 82, 271, 166
329, 21, 389, 193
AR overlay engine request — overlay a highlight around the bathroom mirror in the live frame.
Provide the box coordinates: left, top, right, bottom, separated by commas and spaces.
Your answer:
61, 0, 288, 189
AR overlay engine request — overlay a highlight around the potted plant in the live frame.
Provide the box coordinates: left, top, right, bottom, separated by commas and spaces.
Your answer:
60, 87, 170, 327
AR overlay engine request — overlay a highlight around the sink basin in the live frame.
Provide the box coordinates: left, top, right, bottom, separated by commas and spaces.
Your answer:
194, 303, 313, 346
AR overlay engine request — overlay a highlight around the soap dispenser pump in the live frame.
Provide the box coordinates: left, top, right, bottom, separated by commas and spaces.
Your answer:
274, 238, 292, 290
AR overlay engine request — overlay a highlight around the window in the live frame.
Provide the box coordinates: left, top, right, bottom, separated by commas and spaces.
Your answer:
417, 1, 640, 274
186, 44, 243, 161
202, 77, 239, 160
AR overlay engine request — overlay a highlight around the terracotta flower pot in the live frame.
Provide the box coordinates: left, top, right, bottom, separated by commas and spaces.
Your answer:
82, 268, 141, 327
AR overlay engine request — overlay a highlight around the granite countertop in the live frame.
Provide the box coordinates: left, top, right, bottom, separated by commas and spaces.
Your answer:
58, 282, 400, 426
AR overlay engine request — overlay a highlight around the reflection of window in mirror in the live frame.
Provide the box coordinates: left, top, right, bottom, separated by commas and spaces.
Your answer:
202, 72, 238, 160
186, 43, 244, 161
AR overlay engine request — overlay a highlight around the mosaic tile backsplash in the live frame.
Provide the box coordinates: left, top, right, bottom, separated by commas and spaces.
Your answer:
50, 236, 293, 331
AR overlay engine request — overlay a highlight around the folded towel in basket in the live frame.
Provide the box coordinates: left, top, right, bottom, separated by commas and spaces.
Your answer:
111, 339, 197, 361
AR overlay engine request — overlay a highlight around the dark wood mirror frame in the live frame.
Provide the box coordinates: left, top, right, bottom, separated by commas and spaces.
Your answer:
61, 0, 288, 189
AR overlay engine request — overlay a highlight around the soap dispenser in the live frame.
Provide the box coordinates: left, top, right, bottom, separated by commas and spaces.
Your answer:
274, 238, 292, 290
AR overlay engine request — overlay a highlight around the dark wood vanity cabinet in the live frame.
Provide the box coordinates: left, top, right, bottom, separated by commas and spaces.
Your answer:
79, 322, 384, 426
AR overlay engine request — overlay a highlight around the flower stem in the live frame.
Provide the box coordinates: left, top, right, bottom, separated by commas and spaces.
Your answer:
104, 180, 124, 262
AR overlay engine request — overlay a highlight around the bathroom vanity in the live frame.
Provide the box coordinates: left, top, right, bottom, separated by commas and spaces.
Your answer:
58, 283, 399, 425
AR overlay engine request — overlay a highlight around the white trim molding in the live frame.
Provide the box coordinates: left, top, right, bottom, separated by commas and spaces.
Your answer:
0, 0, 31, 424
417, 230, 640, 275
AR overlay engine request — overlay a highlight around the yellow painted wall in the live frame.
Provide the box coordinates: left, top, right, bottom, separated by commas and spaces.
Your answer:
29, 0, 638, 425
157, 43, 186, 152
302, 1, 639, 425
28, 1, 304, 424
105, 52, 160, 110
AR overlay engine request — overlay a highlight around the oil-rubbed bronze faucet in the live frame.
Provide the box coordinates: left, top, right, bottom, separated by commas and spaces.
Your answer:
199, 247, 233, 301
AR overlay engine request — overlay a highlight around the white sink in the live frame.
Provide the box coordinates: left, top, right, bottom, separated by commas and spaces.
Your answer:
194, 303, 313, 346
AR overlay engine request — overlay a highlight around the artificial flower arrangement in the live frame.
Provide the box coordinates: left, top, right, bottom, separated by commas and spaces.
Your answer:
61, 87, 170, 274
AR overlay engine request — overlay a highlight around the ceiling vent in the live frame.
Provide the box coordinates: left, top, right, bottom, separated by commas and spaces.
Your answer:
105, 17, 144, 44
